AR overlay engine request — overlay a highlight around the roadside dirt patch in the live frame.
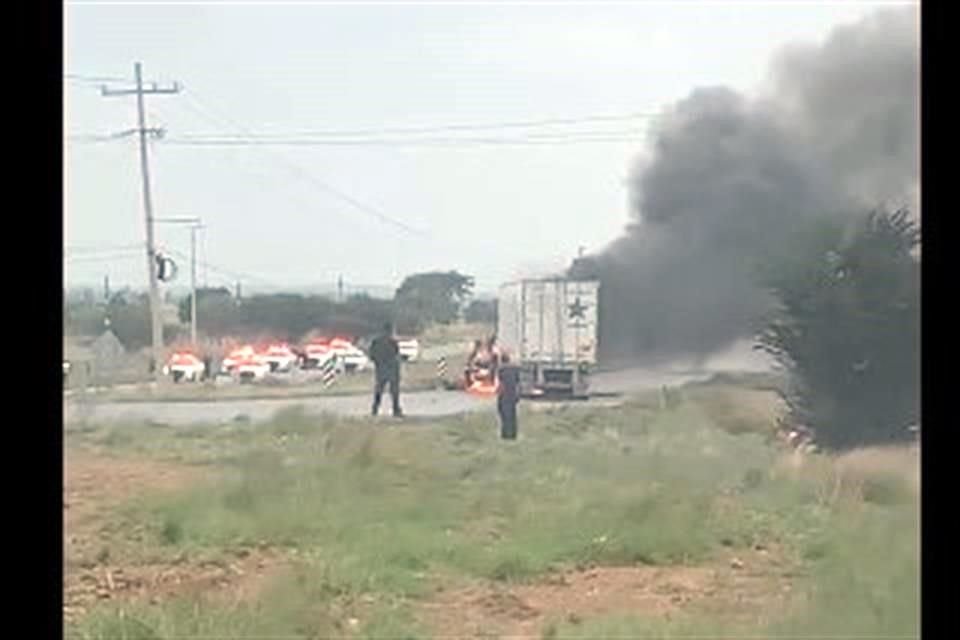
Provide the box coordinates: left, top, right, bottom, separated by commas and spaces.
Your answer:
65, 451, 200, 520
64, 450, 206, 569
63, 449, 289, 624
419, 549, 796, 636
63, 547, 290, 623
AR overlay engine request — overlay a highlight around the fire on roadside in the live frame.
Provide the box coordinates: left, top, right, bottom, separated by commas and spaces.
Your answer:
466, 379, 499, 396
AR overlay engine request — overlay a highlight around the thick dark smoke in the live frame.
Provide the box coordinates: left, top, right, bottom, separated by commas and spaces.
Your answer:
570, 8, 919, 365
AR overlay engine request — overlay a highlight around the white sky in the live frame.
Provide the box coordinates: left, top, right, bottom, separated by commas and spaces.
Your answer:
64, 1, 905, 295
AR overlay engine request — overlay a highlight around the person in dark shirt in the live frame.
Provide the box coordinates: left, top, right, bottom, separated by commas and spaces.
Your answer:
368, 322, 403, 417
496, 352, 521, 440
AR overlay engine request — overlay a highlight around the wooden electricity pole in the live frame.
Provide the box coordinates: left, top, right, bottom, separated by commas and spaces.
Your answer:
101, 63, 180, 380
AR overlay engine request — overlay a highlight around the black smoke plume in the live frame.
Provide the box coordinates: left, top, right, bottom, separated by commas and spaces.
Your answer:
570, 8, 919, 365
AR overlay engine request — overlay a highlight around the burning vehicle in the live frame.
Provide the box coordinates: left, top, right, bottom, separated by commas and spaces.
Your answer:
328, 337, 370, 373
221, 345, 257, 375
261, 343, 298, 373
233, 354, 271, 383
163, 351, 205, 383
302, 339, 339, 371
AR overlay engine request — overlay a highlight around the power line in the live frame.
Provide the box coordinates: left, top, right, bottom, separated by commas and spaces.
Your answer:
65, 251, 143, 264
160, 134, 644, 147
168, 92, 540, 257
181, 89, 428, 238
65, 242, 144, 255
172, 110, 658, 139
157, 108, 653, 147
67, 130, 142, 144
73, 128, 646, 146
162, 125, 648, 145
67, 135, 116, 144
164, 248, 275, 287
65, 73, 131, 84
178, 89, 429, 238
169, 96, 433, 254
66, 247, 247, 290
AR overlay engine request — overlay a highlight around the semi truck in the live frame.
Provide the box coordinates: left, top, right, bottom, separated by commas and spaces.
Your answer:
496, 278, 600, 398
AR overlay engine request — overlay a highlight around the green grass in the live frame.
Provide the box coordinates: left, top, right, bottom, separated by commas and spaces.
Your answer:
66, 382, 919, 639
539, 500, 918, 639
70, 575, 352, 640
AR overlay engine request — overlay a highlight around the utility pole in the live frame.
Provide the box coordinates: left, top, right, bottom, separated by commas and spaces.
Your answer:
101, 63, 180, 381
187, 222, 206, 346
202, 231, 208, 288
338, 274, 344, 303
191, 225, 198, 345
103, 275, 110, 302
156, 217, 203, 346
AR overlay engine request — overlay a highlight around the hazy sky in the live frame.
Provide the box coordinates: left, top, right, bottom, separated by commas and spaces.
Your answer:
64, 0, 904, 294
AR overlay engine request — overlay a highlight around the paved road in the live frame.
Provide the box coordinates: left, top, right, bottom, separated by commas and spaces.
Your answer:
64, 389, 493, 426
64, 340, 774, 426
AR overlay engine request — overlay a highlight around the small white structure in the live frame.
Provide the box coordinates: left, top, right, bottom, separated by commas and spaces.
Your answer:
398, 338, 420, 362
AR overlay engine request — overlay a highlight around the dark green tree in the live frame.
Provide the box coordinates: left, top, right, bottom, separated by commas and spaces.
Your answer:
394, 271, 474, 328
464, 298, 497, 325
329, 294, 395, 338
178, 287, 232, 324
757, 208, 920, 450
64, 302, 107, 337
236, 294, 316, 339
181, 288, 242, 337
105, 293, 151, 348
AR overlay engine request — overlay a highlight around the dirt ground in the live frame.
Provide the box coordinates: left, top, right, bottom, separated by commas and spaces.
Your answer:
64, 447, 799, 633
63, 449, 288, 624
418, 548, 798, 637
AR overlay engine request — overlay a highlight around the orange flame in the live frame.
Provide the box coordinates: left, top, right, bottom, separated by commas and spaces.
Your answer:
466, 379, 499, 396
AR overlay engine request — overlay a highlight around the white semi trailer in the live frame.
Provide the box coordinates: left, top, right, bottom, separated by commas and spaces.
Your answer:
496, 278, 600, 398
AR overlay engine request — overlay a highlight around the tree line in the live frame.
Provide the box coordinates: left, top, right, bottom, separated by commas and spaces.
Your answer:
64, 270, 495, 347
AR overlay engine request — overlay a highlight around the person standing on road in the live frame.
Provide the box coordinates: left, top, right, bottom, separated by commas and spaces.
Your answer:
497, 352, 521, 440
202, 353, 213, 381
369, 322, 403, 418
